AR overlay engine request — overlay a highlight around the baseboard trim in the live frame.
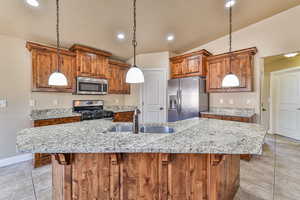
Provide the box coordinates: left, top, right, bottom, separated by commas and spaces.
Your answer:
0, 153, 33, 168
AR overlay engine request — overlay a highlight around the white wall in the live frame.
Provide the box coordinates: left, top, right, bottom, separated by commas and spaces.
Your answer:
0, 34, 125, 159
124, 51, 170, 106
184, 5, 300, 118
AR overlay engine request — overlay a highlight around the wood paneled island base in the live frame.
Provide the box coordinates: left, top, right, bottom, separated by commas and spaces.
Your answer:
52, 153, 240, 200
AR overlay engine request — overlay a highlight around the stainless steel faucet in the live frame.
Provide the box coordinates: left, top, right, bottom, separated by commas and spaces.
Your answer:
133, 108, 141, 134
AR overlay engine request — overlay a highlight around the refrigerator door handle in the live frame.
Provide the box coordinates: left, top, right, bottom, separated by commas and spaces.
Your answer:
176, 90, 181, 113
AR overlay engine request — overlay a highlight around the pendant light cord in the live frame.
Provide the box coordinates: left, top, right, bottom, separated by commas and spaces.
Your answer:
132, 0, 137, 67
229, 5, 233, 73
56, 0, 61, 72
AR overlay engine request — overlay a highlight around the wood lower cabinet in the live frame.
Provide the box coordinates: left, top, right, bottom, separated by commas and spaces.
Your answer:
206, 47, 257, 93
201, 113, 255, 161
108, 60, 131, 94
27, 42, 76, 93
52, 153, 240, 200
113, 111, 134, 122
170, 50, 212, 79
33, 116, 81, 168
70, 44, 112, 78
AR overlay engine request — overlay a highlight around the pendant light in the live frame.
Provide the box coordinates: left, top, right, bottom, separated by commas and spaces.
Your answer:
48, 0, 68, 86
221, 2, 239, 88
126, 0, 145, 84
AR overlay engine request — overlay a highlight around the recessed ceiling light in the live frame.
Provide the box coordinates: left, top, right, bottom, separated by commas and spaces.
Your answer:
225, 0, 236, 8
167, 34, 175, 41
117, 33, 125, 40
284, 52, 298, 58
26, 0, 39, 7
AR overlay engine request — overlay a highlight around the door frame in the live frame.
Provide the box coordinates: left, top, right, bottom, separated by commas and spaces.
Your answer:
270, 66, 300, 134
139, 67, 168, 123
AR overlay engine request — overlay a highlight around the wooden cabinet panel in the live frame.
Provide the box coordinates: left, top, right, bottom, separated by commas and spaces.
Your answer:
53, 153, 239, 200
108, 60, 131, 94
27, 42, 76, 93
113, 111, 134, 122
206, 47, 257, 93
33, 116, 81, 168
170, 50, 212, 79
171, 59, 185, 78
33, 50, 53, 89
70, 44, 112, 79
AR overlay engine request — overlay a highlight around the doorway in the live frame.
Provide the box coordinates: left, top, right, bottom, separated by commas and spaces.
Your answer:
271, 67, 300, 140
140, 68, 167, 123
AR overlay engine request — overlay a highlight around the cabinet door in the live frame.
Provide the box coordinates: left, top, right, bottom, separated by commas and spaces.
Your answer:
32, 49, 54, 89
171, 59, 184, 78
77, 52, 93, 76
108, 65, 121, 93
230, 54, 252, 91
207, 58, 227, 91
91, 55, 108, 78
53, 54, 75, 91
120, 67, 130, 94
184, 56, 202, 75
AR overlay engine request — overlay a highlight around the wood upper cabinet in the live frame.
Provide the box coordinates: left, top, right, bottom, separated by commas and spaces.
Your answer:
206, 47, 257, 93
70, 44, 112, 78
170, 50, 212, 79
26, 42, 76, 93
108, 60, 130, 94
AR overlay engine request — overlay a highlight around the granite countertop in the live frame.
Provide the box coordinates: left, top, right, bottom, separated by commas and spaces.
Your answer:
201, 107, 256, 118
104, 105, 137, 113
17, 118, 266, 155
30, 108, 81, 121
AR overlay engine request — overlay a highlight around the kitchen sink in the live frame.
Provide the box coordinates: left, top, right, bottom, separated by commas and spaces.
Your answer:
140, 126, 174, 133
107, 125, 174, 134
108, 125, 133, 132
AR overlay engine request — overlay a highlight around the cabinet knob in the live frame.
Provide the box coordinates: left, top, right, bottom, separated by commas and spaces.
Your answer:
160, 107, 164, 110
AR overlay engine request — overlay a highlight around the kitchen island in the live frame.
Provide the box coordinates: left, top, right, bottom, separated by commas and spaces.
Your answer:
17, 118, 266, 200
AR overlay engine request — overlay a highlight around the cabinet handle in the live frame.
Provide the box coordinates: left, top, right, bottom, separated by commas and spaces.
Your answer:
297, 108, 300, 111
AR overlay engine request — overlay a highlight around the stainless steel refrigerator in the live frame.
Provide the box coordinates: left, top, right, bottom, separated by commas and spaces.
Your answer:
168, 77, 208, 122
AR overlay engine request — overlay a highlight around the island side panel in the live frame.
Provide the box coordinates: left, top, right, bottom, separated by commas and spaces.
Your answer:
52, 153, 240, 200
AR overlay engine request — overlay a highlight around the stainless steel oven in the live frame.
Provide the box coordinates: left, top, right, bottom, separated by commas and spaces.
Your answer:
76, 77, 108, 95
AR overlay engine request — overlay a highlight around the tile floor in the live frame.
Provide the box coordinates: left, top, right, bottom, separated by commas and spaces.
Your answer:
0, 135, 299, 200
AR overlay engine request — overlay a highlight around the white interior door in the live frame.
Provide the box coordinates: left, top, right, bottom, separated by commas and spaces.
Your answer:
275, 70, 300, 140
141, 69, 167, 123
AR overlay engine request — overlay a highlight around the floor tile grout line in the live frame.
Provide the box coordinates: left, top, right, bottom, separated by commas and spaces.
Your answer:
31, 170, 38, 200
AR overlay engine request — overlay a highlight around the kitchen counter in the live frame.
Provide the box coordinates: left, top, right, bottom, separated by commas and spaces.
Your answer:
201, 107, 256, 118
30, 108, 81, 120
104, 105, 136, 113
17, 117, 266, 154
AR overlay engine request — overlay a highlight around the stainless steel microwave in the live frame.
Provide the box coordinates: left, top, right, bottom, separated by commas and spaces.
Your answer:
76, 77, 108, 95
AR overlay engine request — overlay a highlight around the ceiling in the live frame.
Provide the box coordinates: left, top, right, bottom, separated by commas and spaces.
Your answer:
1, 0, 300, 60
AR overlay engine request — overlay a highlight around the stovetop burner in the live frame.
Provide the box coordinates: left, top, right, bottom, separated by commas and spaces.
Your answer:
73, 100, 114, 121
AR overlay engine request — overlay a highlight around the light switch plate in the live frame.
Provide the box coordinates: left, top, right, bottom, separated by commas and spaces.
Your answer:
219, 99, 224, 104
229, 99, 234, 105
0, 99, 7, 108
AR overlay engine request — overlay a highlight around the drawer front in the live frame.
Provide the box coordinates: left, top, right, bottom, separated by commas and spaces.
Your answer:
113, 112, 134, 122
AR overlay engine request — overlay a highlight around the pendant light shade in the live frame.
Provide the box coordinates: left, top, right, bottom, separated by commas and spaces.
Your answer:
48, 72, 68, 86
48, 0, 68, 86
126, 66, 144, 83
125, 0, 144, 84
222, 73, 239, 87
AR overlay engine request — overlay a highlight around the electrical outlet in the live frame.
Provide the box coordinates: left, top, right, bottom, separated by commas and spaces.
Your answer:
30, 99, 36, 107
229, 99, 234, 105
246, 99, 251, 104
219, 99, 224, 104
0, 99, 7, 108
53, 99, 59, 106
